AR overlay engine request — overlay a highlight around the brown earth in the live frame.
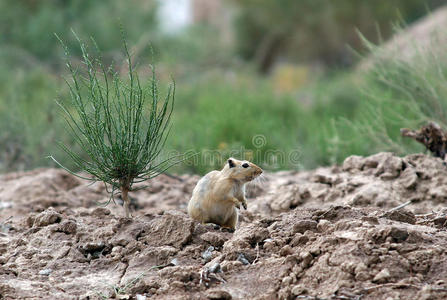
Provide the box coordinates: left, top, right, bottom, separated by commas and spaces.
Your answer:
1, 152, 447, 300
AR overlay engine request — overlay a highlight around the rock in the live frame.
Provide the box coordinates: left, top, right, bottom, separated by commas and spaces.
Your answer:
293, 220, 317, 234
364, 152, 403, 179
311, 170, 341, 185
300, 252, 313, 268
383, 210, 416, 224
139, 212, 195, 248
33, 209, 62, 227
202, 246, 215, 263
433, 216, 447, 227
290, 234, 309, 247
316, 220, 332, 232
343, 155, 365, 171
170, 258, 179, 266
237, 253, 250, 265
388, 227, 409, 243
282, 276, 293, 286
306, 183, 330, 200
291, 285, 306, 296
348, 182, 391, 207
136, 295, 146, 300
201, 232, 226, 248
373, 268, 391, 283
39, 268, 52, 276
91, 207, 111, 217
206, 289, 232, 300
398, 168, 418, 189
279, 245, 293, 257
55, 220, 77, 234
270, 187, 302, 211
209, 263, 221, 273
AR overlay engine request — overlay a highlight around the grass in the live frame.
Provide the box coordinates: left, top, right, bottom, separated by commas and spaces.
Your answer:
326, 29, 447, 160
166, 74, 303, 174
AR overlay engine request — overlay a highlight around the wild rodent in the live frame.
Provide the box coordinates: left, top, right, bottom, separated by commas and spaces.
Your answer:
188, 158, 263, 230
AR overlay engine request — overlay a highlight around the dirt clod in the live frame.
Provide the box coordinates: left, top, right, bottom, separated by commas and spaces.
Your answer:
1, 153, 447, 299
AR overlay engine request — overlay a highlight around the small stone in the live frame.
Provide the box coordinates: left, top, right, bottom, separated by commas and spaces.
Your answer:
435, 280, 445, 285
201, 232, 226, 248
206, 289, 232, 300
56, 220, 77, 234
34, 209, 62, 227
279, 245, 293, 257
263, 241, 275, 251
209, 263, 221, 273
282, 276, 293, 286
237, 253, 250, 265
300, 252, 313, 268
290, 234, 309, 247
291, 285, 306, 296
293, 220, 318, 234
202, 246, 215, 263
170, 258, 179, 266
136, 295, 147, 300
355, 271, 370, 281
309, 246, 320, 256
342, 155, 364, 171
383, 210, 416, 225
373, 268, 391, 283
91, 207, 111, 217
388, 227, 409, 243
82, 242, 105, 252
399, 168, 418, 189
39, 268, 52, 276
316, 220, 332, 232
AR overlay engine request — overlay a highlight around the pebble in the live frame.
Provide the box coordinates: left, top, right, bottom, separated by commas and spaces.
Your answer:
237, 253, 250, 265
202, 246, 215, 262
373, 268, 391, 283
39, 268, 52, 276
209, 262, 221, 273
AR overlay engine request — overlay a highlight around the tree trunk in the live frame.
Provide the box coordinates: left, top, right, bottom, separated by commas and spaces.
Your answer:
121, 185, 131, 218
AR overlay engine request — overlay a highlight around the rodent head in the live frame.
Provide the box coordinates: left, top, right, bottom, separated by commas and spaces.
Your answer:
222, 157, 263, 182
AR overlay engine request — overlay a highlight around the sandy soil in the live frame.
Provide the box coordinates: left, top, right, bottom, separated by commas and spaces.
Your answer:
1, 152, 447, 299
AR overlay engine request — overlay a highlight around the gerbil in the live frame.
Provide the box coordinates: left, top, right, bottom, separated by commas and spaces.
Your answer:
188, 158, 263, 230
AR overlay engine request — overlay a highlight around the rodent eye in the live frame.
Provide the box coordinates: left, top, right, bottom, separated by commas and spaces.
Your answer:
242, 163, 249, 168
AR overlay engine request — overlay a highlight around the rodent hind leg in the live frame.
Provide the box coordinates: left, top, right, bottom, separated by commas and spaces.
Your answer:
202, 222, 221, 230
221, 208, 238, 231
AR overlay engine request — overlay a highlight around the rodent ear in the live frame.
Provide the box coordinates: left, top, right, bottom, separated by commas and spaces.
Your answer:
228, 159, 235, 168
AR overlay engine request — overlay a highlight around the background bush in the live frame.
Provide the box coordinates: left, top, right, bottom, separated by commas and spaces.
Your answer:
0, 1, 446, 174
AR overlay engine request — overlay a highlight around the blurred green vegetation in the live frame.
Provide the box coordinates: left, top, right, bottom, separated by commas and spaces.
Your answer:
231, 0, 445, 72
0, 0, 446, 174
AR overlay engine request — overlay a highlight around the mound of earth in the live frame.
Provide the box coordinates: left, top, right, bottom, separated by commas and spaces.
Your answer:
360, 5, 447, 69
0, 152, 447, 299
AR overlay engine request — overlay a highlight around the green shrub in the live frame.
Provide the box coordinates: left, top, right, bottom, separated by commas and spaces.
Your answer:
50, 33, 178, 217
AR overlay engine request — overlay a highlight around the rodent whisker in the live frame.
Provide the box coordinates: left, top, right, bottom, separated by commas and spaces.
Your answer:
256, 173, 267, 184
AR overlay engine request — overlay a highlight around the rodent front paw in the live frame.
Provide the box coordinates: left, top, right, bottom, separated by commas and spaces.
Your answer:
235, 202, 241, 209
242, 201, 247, 210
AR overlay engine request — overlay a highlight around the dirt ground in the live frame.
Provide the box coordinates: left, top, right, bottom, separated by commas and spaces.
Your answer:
1, 152, 447, 300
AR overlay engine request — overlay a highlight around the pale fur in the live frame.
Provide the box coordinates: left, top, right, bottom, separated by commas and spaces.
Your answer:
188, 158, 263, 230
